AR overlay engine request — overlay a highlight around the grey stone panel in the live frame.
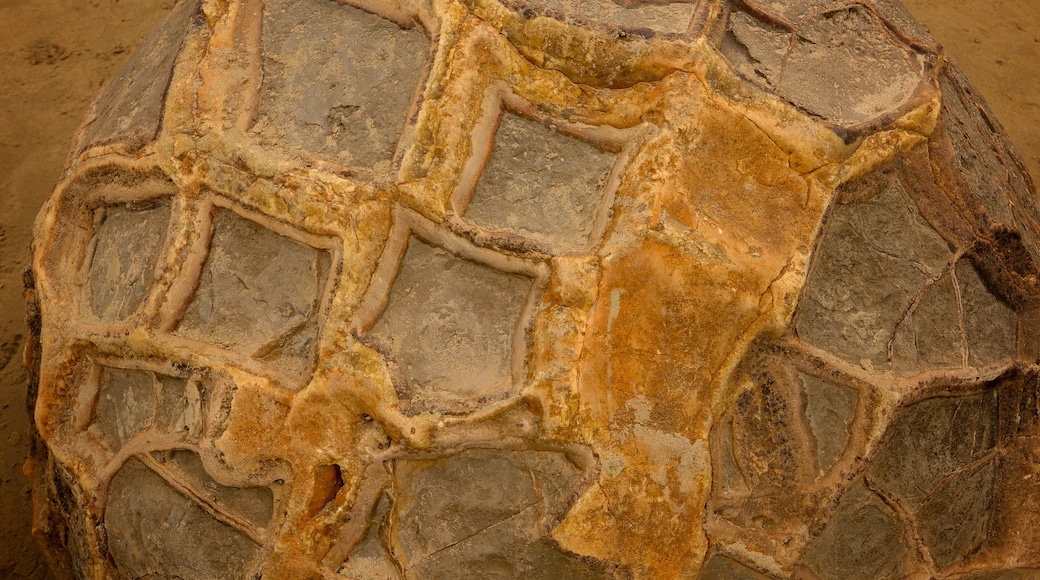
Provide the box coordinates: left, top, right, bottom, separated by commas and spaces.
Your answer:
900, 273, 966, 368
777, 7, 922, 126
392, 448, 609, 577
959, 570, 1040, 580
87, 200, 171, 321
413, 537, 611, 580
868, 391, 998, 509
721, 4, 923, 127
467, 112, 616, 249
697, 554, 773, 580
105, 458, 260, 579
750, 0, 934, 40
799, 372, 856, 474
256, 247, 332, 381
718, 10, 788, 88
393, 449, 574, 560
369, 238, 533, 410
157, 449, 275, 530
154, 375, 206, 441
79, 0, 200, 151
904, 63, 1040, 313
741, 0, 832, 25
794, 178, 957, 373
516, 0, 698, 34
798, 480, 911, 580
834, 179, 952, 272
958, 260, 1017, 367
255, 0, 429, 172
937, 72, 1019, 232
94, 367, 156, 450
175, 209, 330, 382
916, 458, 996, 569
337, 492, 399, 579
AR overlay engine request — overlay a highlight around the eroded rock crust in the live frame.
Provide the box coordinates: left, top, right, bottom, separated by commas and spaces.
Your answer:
25, 0, 1040, 578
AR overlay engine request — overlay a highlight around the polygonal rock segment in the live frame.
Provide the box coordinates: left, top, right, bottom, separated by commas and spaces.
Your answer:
799, 372, 856, 475
154, 450, 276, 531
175, 208, 331, 383
981, 433, 1040, 571
105, 458, 260, 579
337, 492, 398, 578
745, 0, 831, 25
718, 10, 788, 87
937, 66, 1040, 265
391, 449, 611, 577
797, 480, 912, 580
938, 76, 1017, 229
515, 0, 698, 35
255, 0, 429, 173
794, 177, 958, 373
958, 259, 1017, 367
394, 449, 558, 560
883, 258, 1014, 371
94, 367, 156, 450
960, 571, 1040, 580
87, 200, 171, 321
895, 272, 967, 367
154, 374, 206, 440
739, 0, 898, 28
779, 7, 923, 126
369, 238, 533, 411
740, 0, 938, 43
721, 5, 925, 127
466, 112, 617, 249
867, 391, 998, 510
696, 555, 773, 580
413, 540, 614, 580
916, 458, 996, 569
78, 0, 200, 152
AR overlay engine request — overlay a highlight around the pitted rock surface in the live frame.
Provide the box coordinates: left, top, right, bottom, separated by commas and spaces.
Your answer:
25, 0, 1040, 578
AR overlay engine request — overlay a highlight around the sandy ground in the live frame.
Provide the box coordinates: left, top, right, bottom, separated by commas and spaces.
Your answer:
0, 0, 1035, 577
903, 0, 1040, 185
0, 2, 174, 575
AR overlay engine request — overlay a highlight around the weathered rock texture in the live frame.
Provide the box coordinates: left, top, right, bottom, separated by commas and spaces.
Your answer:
24, 0, 1040, 578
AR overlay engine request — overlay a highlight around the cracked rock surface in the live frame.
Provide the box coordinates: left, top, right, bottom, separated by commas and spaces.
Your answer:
24, 0, 1040, 578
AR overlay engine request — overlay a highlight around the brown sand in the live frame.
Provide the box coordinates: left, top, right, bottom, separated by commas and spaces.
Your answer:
0, 3, 174, 576
0, 1, 1035, 576
903, 0, 1040, 186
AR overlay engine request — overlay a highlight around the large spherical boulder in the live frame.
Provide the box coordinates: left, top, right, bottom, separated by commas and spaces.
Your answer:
25, 0, 1040, 578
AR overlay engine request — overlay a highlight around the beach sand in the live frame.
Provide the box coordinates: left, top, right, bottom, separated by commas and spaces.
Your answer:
0, 1, 1035, 576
